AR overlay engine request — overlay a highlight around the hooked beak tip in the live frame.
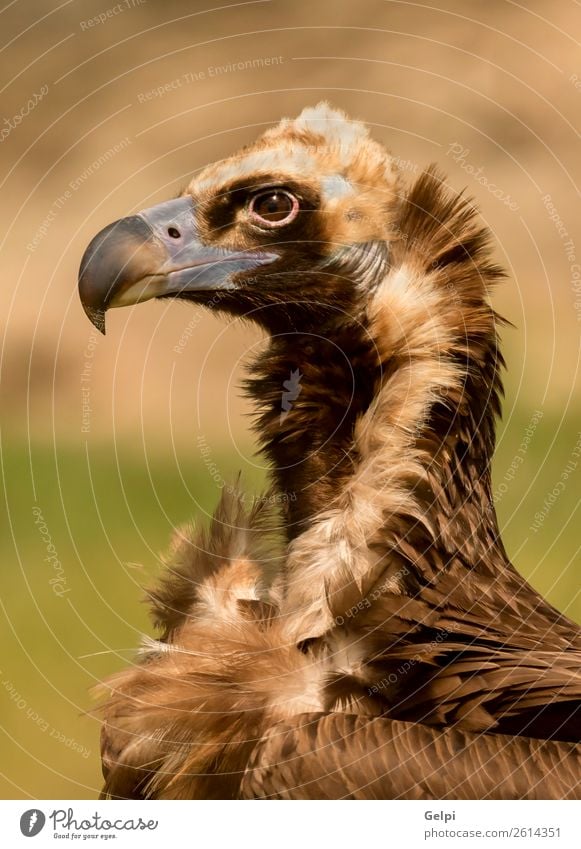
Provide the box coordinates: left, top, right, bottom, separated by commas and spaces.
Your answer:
83, 305, 107, 335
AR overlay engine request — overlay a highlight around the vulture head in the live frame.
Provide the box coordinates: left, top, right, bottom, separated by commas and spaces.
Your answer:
79, 103, 504, 539
78, 100, 516, 613
79, 103, 400, 337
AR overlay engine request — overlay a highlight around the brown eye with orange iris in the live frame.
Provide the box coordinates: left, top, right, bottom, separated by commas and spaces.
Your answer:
248, 190, 299, 228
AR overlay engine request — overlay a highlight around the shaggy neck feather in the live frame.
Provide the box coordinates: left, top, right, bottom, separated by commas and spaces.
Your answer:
248, 171, 512, 635
246, 324, 382, 539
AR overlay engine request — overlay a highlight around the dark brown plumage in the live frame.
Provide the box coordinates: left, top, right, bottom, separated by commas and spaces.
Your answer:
242, 713, 581, 800
79, 104, 581, 799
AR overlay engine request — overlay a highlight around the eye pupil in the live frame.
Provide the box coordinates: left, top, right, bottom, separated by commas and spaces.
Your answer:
250, 190, 297, 226
257, 193, 290, 219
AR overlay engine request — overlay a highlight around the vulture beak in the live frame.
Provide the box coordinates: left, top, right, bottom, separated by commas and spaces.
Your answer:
78, 197, 277, 333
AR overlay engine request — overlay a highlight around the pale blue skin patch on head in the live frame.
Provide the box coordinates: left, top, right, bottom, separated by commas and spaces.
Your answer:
320, 174, 354, 201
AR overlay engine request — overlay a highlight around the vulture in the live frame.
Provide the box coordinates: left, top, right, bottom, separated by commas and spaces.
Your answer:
78, 104, 581, 799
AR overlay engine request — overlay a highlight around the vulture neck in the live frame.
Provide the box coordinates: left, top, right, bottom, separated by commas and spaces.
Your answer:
250, 311, 504, 555
247, 171, 511, 633
248, 325, 383, 539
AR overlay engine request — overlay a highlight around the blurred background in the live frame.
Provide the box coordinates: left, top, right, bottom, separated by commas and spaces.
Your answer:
0, 0, 580, 799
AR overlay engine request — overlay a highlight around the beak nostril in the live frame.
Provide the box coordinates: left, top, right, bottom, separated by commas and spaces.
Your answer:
168, 226, 181, 239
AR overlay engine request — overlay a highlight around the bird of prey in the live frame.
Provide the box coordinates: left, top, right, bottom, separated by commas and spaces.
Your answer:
78, 104, 581, 799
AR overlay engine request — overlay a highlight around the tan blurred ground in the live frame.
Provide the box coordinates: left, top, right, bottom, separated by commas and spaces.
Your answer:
0, 0, 580, 799
1, 0, 580, 446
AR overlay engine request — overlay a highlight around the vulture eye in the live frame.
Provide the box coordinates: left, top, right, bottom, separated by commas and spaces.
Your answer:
248, 190, 298, 227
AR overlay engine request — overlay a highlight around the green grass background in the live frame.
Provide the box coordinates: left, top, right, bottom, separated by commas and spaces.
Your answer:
0, 408, 579, 799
